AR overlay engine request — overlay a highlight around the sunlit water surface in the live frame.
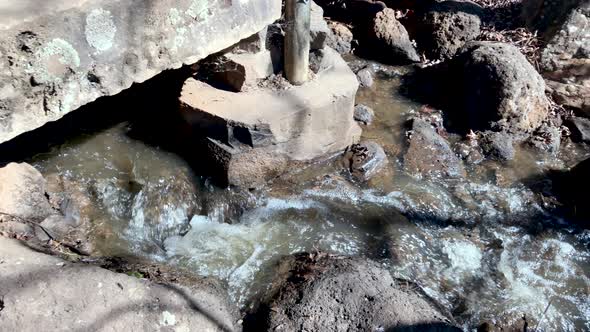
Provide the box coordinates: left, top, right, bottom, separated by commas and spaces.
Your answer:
32, 61, 590, 330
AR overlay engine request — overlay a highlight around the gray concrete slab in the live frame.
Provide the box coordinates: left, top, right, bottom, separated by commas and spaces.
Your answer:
0, 0, 281, 143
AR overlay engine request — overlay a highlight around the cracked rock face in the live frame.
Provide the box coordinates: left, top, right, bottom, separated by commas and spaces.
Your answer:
251, 254, 459, 332
0, 0, 281, 144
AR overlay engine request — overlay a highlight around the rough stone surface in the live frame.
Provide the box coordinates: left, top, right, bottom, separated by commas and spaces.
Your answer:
567, 116, 590, 143
415, 1, 483, 59
366, 8, 420, 64
196, 51, 274, 92
480, 131, 516, 161
252, 254, 459, 332
419, 42, 550, 134
181, 47, 361, 161
528, 124, 561, 156
546, 80, 590, 115
342, 141, 388, 181
353, 104, 375, 125
0, 162, 53, 222
206, 138, 289, 189
0, 0, 281, 144
356, 67, 374, 87
326, 21, 354, 54
0, 236, 241, 332
404, 118, 465, 179
538, 1, 590, 83
311, 1, 330, 50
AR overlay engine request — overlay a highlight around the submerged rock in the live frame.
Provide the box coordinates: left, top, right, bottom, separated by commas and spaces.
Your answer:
0, 163, 53, 222
342, 141, 388, 181
250, 254, 459, 332
403, 118, 465, 179
356, 67, 374, 87
365, 8, 420, 64
353, 104, 375, 125
0, 236, 241, 332
479, 131, 516, 161
415, 0, 483, 59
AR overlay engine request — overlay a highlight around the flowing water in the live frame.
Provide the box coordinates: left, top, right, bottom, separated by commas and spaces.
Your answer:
30, 60, 590, 331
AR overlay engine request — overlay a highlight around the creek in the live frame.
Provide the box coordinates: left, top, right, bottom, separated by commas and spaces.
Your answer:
28, 59, 590, 331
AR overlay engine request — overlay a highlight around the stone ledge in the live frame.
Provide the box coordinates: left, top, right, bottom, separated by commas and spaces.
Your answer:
0, 0, 281, 144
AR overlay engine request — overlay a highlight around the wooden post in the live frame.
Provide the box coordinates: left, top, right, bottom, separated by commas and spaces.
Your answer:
284, 0, 311, 85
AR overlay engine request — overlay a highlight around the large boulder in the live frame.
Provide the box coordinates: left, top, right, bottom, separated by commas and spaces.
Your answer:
0, 236, 241, 332
250, 254, 459, 332
414, 1, 483, 60
365, 8, 420, 64
403, 118, 465, 179
408, 42, 549, 135
0, 163, 53, 222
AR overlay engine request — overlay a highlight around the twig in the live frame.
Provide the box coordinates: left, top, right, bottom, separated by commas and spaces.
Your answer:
534, 299, 553, 332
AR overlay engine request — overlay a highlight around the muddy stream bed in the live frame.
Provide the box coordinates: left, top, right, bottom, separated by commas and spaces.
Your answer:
26, 60, 590, 330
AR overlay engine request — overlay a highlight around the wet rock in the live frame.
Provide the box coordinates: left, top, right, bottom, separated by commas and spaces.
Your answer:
546, 80, 590, 115
311, 1, 331, 50
479, 131, 515, 161
415, 0, 483, 59
128, 170, 200, 245
356, 67, 374, 87
404, 118, 465, 179
365, 8, 421, 64
411, 42, 549, 134
528, 124, 561, 156
35, 215, 75, 242
566, 116, 590, 143
342, 141, 388, 181
353, 104, 375, 125
326, 21, 354, 54
0, 163, 53, 222
251, 254, 459, 332
454, 142, 484, 165
0, 236, 241, 332
207, 139, 289, 189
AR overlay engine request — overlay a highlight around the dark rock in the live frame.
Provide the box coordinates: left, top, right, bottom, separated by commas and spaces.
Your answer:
353, 104, 375, 125
343, 141, 387, 181
326, 21, 354, 54
480, 131, 515, 161
314, 0, 387, 25
403, 118, 465, 178
356, 67, 374, 87
195, 55, 247, 92
365, 8, 421, 64
415, 0, 483, 59
566, 116, 590, 143
552, 157, 590, 226
251, 254, 460, 332
406, 42, 549, 134
528, 124, 561, 156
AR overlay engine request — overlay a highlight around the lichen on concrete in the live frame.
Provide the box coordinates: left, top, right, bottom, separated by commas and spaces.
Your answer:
85, 8, 117, 53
